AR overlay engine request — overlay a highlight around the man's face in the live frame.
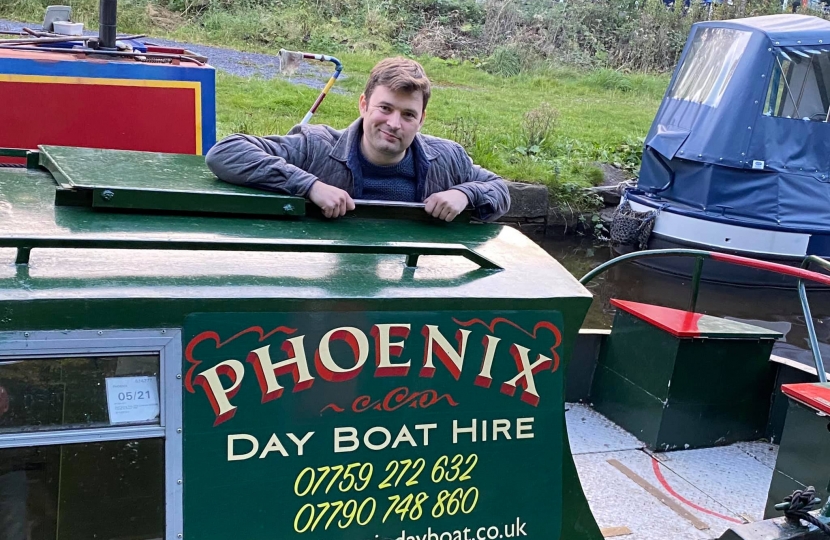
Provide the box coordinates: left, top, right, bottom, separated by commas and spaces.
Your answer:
359, 85, 425, 164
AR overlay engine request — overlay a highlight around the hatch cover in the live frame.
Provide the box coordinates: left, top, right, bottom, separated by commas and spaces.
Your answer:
40, 145, 306, 217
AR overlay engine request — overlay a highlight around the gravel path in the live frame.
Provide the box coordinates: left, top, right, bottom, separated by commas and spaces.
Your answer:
0, 18, 347, 92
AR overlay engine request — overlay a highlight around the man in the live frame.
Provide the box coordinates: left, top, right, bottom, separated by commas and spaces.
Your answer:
206, 57, 510, 222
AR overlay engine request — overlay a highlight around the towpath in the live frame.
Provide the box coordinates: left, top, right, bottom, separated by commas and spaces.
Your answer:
0, 18, 343, 91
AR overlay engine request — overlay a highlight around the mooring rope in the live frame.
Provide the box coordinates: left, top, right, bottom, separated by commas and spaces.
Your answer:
781, 487, 830, 536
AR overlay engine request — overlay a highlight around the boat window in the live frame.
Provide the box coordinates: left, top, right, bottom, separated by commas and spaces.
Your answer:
764, 48, 830, 121
0, 355, 160, 433
669, 27, 752, 108
0, 330, 182, 540
0, 439, 165, 540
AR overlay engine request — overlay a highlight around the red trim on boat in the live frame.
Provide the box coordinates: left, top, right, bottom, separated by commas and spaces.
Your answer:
610, 299, 703, 337
651, 457, 744, 524
146, 46, 187, 54
782, 383, 830, 415
710, 253, 830, 286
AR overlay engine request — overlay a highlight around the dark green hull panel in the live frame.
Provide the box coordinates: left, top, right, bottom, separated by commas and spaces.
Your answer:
591, 310, 777, 451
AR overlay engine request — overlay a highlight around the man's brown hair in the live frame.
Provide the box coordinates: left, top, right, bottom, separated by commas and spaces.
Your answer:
364, 57, 432, 112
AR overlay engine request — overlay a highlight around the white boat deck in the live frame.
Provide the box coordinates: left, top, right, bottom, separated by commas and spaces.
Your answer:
567, 403, 779, 539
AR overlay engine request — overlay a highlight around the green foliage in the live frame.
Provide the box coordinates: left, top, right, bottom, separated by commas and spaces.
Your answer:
0, 0, 46, 21
611, 137, 645, 174
559, 182, 604, 213
584, 165, 606, 187
0, 0, 154, 34
585, 69, 633, 93
447, 115, 480, 152
577, 212, 608, 239
1, 0, 805, 72
482, 45, 522, 77
522, 102, 558, 149
1, 0, 672, 211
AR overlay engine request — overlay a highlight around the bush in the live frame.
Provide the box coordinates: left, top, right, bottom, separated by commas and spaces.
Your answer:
483, 45, 522, 77
585, 165, 606, 187
4, 0, 792, 73
522, 102, 558, 149
585, 69, 633, 93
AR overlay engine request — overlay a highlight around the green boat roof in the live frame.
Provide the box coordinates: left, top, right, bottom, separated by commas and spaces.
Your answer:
0, 147, 590, 303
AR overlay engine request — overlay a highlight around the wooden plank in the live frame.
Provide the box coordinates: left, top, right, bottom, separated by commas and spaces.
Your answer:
607, 459, 710, 531
600, 526, 632, 537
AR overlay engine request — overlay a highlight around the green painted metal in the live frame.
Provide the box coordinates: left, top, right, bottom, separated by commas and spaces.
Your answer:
0, 147, 39, 168
0, 148, 30, 158
581, 248, 829, 386
90, 186, 306, 216
689, 255, 704, 312
591, 309, 779, 451
0, 150, 603, 540
717, 517, 830, 540
1, 236, 501, 270
765, 398, 830, 519
579, 248, 714, 285
796, 280, 825, 384
184, 310, 567, 540
0, 166, 569, 304
685, 314, 783, 338
613, 302, 782, 338
773, 498, 822, 512
799, 256, 829, 384
39, 145, 307, 217
312, 200, 473, 223
767, 365, 817, 444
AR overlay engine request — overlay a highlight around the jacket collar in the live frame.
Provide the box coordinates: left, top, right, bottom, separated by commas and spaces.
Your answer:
329, 119, 362, 163
330, 118, 440, 163
331, 118, 438, 201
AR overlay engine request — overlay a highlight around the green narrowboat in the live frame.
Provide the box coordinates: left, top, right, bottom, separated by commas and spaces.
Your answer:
0, 145, 602, 540
3, 5, 830, 537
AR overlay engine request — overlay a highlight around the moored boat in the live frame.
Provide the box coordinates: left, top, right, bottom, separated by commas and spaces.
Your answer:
616, 14, 830, 287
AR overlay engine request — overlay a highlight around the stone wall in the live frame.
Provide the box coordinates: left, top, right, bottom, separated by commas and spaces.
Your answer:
498, 179, 625, 236
498, 182, 549, 235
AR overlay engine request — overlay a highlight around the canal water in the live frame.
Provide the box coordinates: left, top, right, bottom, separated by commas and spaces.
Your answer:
539, 235, 830, 368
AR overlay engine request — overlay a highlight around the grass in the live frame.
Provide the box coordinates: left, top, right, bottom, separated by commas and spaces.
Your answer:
1, 0, 669, 205
217, 60, 665, 194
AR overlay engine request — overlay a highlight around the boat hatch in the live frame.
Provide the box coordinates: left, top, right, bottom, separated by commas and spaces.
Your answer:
610, 299, 783, 339
782, 381, 830, 414
41, 145, 307, 217
40, 145, 465, 222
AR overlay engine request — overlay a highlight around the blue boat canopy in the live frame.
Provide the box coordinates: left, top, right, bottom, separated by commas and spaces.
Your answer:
638, 14, 830, 231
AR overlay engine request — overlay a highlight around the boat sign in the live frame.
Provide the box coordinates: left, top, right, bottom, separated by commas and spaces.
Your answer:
182, 311, 565, 540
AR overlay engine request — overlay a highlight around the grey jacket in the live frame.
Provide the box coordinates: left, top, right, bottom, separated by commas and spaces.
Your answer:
205, 119, 510, 221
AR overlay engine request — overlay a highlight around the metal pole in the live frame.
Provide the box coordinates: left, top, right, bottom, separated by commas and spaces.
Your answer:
688, 256, 704, 313
99, 0, 118, 50
798, 279, 827, 383
776, 56, 801, 118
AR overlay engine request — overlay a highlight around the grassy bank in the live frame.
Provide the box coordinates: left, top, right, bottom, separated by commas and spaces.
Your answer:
2, 0, 670, 205
214, 62, 664, 192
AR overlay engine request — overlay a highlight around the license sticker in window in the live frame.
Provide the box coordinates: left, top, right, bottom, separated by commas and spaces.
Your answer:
105, 376, 160, 424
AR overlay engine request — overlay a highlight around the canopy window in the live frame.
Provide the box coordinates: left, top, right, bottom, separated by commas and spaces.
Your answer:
765, 47, 830, 121
669, 27, 752, 108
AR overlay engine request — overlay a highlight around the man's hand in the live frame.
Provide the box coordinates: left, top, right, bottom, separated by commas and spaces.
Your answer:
424, 189, 470, 222
308, 181, 355, 219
